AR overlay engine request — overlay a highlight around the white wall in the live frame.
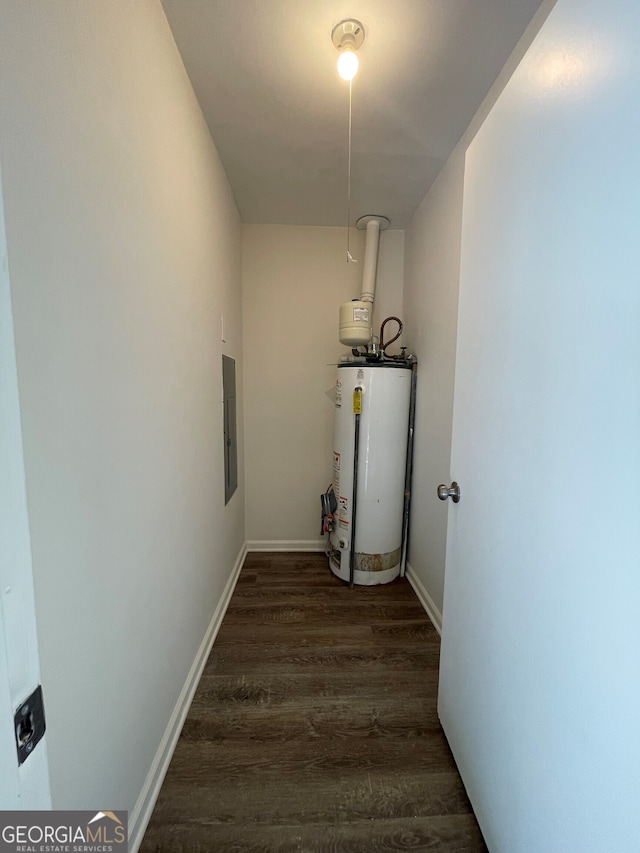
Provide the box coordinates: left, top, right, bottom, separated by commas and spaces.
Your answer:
403, 0, 556, 622
243, 225, 403, 547
403, 154, 465, 620
0, 0, 244, 828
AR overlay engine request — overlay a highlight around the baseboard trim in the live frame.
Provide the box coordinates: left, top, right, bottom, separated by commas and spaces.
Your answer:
405, 562, 443, 636
246, 539, 325, 552
128, 541, 247, 853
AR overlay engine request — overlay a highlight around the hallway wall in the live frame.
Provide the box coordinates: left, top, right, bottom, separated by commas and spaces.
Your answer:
403, 156, 465, 621
242, 224, 404, 547
0, 0, 243, 824
402, 0, 556, 623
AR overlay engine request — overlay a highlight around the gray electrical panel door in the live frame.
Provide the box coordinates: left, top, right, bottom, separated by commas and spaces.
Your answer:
222, 355, 237, 504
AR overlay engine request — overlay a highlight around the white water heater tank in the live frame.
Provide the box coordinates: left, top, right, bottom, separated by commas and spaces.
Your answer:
339, 299, 372, 347
329, 362, 411, 585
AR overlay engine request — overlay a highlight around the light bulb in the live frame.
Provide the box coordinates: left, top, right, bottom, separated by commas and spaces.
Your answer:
337, 49, 359, 81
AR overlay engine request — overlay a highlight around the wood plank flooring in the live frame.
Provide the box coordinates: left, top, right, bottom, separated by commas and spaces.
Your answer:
140, 552, 487, 853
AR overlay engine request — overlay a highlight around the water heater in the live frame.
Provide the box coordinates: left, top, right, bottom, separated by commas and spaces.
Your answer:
328, 362, 412, 585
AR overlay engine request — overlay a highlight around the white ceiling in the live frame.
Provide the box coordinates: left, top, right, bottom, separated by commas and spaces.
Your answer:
162, 0, 543, 228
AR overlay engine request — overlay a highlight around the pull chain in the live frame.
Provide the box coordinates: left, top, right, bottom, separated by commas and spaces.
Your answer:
346, 77, 357, 263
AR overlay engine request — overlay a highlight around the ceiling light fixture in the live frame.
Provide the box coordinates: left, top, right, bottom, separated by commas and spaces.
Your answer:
332, 19, 365, 81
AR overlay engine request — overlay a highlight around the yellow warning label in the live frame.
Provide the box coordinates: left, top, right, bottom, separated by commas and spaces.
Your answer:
352, 388, 362, 414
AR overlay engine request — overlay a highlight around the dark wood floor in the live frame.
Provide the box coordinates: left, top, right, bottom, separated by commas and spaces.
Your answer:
140, 552, 487, 852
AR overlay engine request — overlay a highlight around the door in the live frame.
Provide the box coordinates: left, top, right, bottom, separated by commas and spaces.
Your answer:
438, 1, 640, 851
0, 167, 51, 807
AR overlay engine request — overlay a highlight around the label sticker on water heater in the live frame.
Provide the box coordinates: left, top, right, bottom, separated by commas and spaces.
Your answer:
338, 496, 349, 528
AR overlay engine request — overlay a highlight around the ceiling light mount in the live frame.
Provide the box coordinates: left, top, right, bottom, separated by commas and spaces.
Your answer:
331, 18, 365, 53
332, 18, 365, 81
